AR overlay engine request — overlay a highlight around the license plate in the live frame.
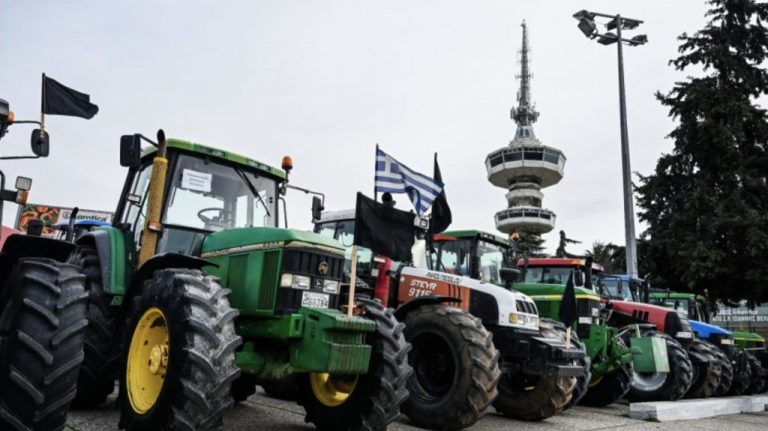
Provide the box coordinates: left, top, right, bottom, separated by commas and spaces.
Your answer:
301, 291, 330, 309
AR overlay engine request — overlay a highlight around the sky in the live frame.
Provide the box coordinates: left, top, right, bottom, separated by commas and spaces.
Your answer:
0, 0, 712, 254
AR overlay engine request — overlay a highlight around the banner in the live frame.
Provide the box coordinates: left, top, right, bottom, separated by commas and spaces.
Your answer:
15, 203, 113, 237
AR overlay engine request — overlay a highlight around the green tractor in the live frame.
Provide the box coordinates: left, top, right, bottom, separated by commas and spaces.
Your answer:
1, 98, 88, 431
650, 291, 768, 394
433, 230, 669, 408
70, 131, 411, 430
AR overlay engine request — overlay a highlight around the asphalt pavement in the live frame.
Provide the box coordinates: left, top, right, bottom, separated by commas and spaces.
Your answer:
66, 388, 768, 431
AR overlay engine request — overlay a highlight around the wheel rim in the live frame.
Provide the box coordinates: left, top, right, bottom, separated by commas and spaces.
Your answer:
411, 332, 456, 399
631, 370, 666, 392
309, 372, 358, 407
127, 307, 169, 414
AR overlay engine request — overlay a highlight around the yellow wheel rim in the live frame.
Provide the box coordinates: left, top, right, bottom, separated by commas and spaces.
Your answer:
309, 372, 358, 407
588, 375, 604, 388
126, 307, 169, 414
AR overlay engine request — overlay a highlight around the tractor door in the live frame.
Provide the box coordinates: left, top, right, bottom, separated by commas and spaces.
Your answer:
117, 161, 154, 255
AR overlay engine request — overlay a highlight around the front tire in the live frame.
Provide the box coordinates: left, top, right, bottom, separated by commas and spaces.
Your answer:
118, 269, 241, 431
0, 258, 88, 431
744, 353, 767, 394
401, 304, 500, 430
68, 246, 122, 408
627, 331, 693, 402
684, 339, 722, 399
297, 299, 411, 431
539, 319, 591, 410
712, 346, 733, 397
580, 337, 632, 407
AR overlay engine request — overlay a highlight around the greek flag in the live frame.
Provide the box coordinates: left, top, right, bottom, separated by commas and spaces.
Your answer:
374, 147, 444, 215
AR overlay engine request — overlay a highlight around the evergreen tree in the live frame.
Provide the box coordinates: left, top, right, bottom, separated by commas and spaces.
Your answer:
637, 0, 768, 304
555, 230, 581, 258
514, 228, 547, 257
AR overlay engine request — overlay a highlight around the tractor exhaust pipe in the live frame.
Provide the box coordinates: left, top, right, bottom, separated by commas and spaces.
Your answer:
138, 130, 168, 267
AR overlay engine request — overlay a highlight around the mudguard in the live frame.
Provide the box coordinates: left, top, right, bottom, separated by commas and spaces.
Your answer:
0, 234, 75, 288
393, 295, 460, 322
77, 228, 130, 297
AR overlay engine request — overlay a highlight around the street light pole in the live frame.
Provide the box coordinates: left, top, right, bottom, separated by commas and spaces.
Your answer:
572, 10, 645, 278
614, 15, 638, 277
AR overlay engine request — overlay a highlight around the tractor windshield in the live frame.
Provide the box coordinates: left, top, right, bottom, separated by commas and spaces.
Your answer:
476, 239, 510, 284
598, 278, 634, 301
523, 267, 573, 285
654, 297, 693, 318
314, 220, 373, 275
163, 154, 278, 230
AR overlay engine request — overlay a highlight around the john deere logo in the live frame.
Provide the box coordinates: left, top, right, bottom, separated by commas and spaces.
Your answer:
318, 261, 329, 275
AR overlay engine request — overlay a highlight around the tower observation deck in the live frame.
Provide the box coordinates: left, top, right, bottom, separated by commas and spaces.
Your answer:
485, 21, 566, 235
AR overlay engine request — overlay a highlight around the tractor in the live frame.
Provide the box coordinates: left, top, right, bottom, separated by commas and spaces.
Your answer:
313, 211, 586, 429
69, 131, 412, 431
0, 98, 88, 431
432, 231, 665, 408
649, 290, 768, 394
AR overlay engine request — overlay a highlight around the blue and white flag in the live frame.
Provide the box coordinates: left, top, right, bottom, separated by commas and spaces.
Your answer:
374, 147, 444, 215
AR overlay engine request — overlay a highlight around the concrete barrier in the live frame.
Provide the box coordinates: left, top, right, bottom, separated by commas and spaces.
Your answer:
629, 395, 768, 421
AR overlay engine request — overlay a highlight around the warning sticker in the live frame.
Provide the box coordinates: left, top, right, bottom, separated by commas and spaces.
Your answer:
181, 169, 212, 192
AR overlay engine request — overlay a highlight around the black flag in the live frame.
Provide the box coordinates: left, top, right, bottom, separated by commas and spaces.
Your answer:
558, 272, 578, 328
429, 153, 452, 234
354, 192, 415, 262
42, 74, 99, 119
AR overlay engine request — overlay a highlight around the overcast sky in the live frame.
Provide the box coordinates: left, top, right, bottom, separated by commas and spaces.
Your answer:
1, 0, 711, 254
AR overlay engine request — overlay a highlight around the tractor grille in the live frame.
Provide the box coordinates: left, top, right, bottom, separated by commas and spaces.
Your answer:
516, 299, 537, 314
577, 298, 600, 318
258, 251, 280, 309
275, 248, 344, 315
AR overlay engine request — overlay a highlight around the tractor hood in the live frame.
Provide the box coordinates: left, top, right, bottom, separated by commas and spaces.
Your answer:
731, 330, 765, 343
690, 320, 731, 338
201, 227, 344, 258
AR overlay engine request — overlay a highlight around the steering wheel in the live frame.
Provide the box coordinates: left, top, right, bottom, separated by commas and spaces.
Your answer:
197, 208, 234, 226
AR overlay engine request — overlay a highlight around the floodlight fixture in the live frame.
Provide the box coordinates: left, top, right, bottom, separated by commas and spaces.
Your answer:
597, 32, 618, 45
629, 34, 648, 46
577, 18, 597, 38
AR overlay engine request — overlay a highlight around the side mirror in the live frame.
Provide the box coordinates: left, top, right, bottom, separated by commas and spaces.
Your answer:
120, 134, 142, 167
0, 98, 9, 122
311, 196, 324, 222
31, 129, 50, 157
500, 268, 521, 283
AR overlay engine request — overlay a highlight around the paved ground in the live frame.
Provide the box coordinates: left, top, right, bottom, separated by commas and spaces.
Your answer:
66, 389, 768, 431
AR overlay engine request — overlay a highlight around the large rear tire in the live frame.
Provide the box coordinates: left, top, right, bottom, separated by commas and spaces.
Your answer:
68, 246, 122, 408
712, 346, 733, 397
627, 330, 693, 402
744, 353, 767, 394
0, 258, 88, 431
580, 337, 632, 407
726, 350, 751, 396
492, 319, 576, 421
401, 304, 500, 430
118, 269, 241, 431
685, 339, 722, 399
297, 299, 411, 431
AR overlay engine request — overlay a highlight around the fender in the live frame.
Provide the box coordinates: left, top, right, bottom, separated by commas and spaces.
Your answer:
127, 253, 217, 299
77, 228, 131, 297
0, 234, 75, 287
393, 295, 461, 322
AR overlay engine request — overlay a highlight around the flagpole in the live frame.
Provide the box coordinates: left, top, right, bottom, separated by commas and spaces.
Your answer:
374, 144, 379, 202
40, 73, 46, 134
347, 245, 359, 318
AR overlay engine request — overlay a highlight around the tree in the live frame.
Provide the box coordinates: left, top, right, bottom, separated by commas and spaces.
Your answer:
636, 0, 768, 304
555, 230, 581, 258
514, 228, 547, 257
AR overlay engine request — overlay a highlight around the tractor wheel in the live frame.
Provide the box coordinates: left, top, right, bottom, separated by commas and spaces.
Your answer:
297, 299, 411, 431
539, 318, 591, 410
118, 269, 241, 430
231, 374, 258, 404
258, 375, 300, 400
627, 330, 693, 402
684, 339, 722, 399
0, 258, 88, 431
401, 304, 499, 430
580, 338, 633, 407
492, 319, 577, 421
712, 346, 733, 397
726, 350, 751, 396
744, 353, 767, 394
68, 246, 122, 408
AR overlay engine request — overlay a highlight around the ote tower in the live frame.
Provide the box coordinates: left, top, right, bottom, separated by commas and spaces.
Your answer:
485, 21, 566, 235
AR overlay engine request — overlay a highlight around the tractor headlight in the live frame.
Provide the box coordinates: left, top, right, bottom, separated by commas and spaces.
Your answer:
509, 313, 538, 329
720, 338, 734, 345
322, 279, 340, 294
280, 274, 311, 290
675, 331, 693, 339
